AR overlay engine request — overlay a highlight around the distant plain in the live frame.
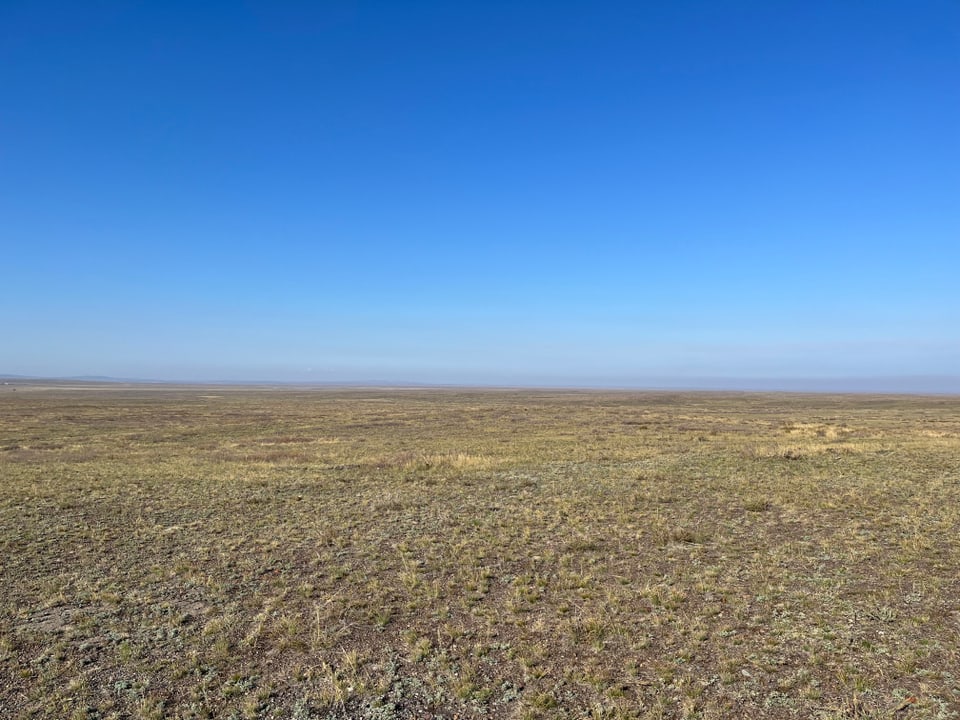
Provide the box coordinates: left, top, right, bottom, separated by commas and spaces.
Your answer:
1, 384, 958, 719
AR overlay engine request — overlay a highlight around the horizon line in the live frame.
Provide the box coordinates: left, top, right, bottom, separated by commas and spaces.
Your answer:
3, 373, 960, 396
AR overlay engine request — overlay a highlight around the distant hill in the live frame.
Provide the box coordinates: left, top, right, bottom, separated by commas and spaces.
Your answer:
0, 374, 157, 383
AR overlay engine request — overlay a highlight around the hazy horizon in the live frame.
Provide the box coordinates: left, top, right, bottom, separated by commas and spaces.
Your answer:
4, 371, 960, 395
4, 2, 957, 385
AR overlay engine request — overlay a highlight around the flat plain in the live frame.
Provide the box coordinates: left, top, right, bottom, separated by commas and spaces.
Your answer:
1, 383, 958, 719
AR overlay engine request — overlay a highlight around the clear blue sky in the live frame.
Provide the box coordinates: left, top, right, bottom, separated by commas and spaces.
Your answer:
3, 1, 958, 388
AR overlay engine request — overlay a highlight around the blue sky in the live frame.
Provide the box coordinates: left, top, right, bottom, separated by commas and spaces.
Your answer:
2, 1, 958, 388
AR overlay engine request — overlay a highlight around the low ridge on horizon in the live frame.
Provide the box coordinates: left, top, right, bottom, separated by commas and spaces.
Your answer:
4, 372, 960, 395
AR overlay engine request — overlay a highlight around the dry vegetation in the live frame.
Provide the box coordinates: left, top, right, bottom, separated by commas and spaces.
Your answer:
1, 383, 959, 719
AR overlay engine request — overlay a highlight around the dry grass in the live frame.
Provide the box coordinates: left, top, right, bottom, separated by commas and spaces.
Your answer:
1, 383, 959, 719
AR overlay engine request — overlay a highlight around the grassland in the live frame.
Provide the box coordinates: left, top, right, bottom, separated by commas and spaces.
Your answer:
1, 383, 958, 719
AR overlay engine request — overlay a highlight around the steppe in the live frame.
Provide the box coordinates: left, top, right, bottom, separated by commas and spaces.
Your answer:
1, 383, 958, 718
